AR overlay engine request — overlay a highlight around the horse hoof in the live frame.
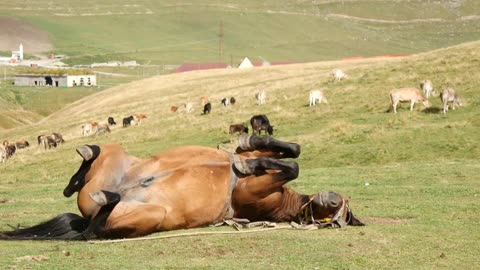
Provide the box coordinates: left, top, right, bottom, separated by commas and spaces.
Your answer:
76, 145, 94, 161
89, 191, 107, 206
233, 155, 253, 174
238, 134, 252, 150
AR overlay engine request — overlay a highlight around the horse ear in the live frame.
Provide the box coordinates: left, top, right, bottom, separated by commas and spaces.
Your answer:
348, 211, 365, 226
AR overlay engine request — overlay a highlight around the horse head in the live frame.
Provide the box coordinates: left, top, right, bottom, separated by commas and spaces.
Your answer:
305, 191, 364, 227
63, 145, 101, 197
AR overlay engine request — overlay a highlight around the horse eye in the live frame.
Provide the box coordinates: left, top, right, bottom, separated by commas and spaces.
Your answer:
330, 201, 338, 207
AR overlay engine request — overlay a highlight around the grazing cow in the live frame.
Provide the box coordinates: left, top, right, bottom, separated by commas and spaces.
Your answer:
4, 144, 16, 159
123, 116, 134, 127
184, 102, 194, 113
96, 124, 111, 136
390, 87, 430, 114
52, 133, 65, 146
221, 98, 230, 107
420, 80, 434, 98
255, 90, 266, 105
0, 146, 6, 163
309, 90, 328, 106
3, 140, 29, 150
133, 114, 147, 125
203, 102, 212, 114
108, 117, 116, 126
0, 136, 363, 240
229, 124, 249, 135
200, 97, 209, 106
332, 69, 346, 81
15, 140, 30, 149
38, 135, 57, 150
440, 88, 462, 114
230, 97, 236, 105
81, 123, 95, 136
171, 106, 178, 113
250, 114, 274, 136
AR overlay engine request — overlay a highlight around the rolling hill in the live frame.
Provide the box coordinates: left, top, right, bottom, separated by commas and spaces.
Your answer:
0, 40, 479, 269
0, 0, 479, 65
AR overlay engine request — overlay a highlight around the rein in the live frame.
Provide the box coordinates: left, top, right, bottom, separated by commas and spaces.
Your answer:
298, 195, 350, 228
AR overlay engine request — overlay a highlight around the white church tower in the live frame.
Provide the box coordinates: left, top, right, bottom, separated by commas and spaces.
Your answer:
19, 43, 23, 61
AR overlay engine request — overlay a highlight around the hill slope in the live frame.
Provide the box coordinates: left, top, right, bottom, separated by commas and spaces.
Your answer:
1, 0, 479, 64
0, 42, 479, 269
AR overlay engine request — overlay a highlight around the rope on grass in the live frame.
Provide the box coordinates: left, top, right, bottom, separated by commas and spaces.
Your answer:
88, 225, 293, 244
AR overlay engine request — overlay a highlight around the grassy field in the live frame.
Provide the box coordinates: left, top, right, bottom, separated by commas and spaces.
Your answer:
0, 0, 479, 65
0, 41, 479, 269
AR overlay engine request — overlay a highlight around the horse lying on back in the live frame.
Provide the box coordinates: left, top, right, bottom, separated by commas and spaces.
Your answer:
0, 135, 363, 240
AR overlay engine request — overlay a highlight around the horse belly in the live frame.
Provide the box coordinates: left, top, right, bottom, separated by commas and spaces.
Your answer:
144, 164, 231, 230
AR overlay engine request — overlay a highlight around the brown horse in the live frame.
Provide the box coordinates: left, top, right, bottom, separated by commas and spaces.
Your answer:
0, 136, 363, 240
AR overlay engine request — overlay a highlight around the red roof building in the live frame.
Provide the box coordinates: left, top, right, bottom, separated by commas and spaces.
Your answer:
176, 63, 229, 73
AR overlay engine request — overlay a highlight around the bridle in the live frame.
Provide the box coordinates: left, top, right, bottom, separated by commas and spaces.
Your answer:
298, 193, 351, 228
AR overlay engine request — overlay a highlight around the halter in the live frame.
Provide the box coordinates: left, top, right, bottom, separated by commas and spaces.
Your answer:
298, 193, 351, 228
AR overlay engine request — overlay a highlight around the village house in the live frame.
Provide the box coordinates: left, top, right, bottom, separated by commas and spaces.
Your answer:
14, 72, 96, 87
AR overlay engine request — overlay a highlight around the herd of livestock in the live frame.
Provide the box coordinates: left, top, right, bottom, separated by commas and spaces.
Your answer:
0, 68, 463, 164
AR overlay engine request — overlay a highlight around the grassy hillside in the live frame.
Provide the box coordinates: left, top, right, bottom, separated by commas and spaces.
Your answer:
0, 42, 479, 269
0, 0, 479, 65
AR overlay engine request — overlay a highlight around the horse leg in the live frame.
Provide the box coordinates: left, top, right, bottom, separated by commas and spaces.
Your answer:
102, 203, 167, 239
234, 158, 299, 197
82, 190, 121, 239
236, 135, 300, 159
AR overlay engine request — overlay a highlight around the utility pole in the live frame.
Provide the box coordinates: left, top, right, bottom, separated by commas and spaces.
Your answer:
218, 20, 224, 62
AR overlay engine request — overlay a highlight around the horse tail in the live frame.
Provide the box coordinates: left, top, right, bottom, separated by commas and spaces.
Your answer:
0, 213, 89, 241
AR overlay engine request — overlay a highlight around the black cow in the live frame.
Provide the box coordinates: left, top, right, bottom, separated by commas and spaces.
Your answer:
108, 117, 117, 126
250, 114, 274, 136
203, 103, 211, 114
123, 116, 134, 127
230, 97, 236, 105
221, 98, 229, 107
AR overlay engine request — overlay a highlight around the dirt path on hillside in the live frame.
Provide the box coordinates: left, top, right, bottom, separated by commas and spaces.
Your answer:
0, 17, 52, 53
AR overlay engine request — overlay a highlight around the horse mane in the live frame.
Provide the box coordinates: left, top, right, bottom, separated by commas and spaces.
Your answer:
270, 187, 310, 222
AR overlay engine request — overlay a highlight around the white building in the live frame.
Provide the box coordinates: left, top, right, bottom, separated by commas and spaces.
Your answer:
11, 43, 24, 61
14, 73, 96, 87
238, 57, 254, 69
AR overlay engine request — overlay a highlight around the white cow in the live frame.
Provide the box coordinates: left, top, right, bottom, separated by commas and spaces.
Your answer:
420, 80, 434, 98
440, 88, 462, 114
390, 87, 430, 113
309, 90, 328, 106
332, 69, 346, 81
81, 122, 97, 136
255, 90, 266, 105
184, 102, 194, 113
0, 146, 6, 163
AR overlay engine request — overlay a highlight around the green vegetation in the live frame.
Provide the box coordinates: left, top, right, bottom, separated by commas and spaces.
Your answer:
0, 41, 478, 269
0, 0, 479, 65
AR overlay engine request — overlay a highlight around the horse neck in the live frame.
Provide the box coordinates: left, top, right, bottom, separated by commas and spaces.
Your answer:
271, 187, 310, 222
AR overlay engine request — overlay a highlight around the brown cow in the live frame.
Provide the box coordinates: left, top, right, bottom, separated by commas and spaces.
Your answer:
229, 124, 249, 135
133, 114, 147, 125
200, 96, 209, 106
0, 136, 363, 240
171, 106, 178, 113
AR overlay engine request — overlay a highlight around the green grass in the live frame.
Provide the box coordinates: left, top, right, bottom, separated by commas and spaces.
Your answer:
0, 41, 479, 269
1, 0, 479, 65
